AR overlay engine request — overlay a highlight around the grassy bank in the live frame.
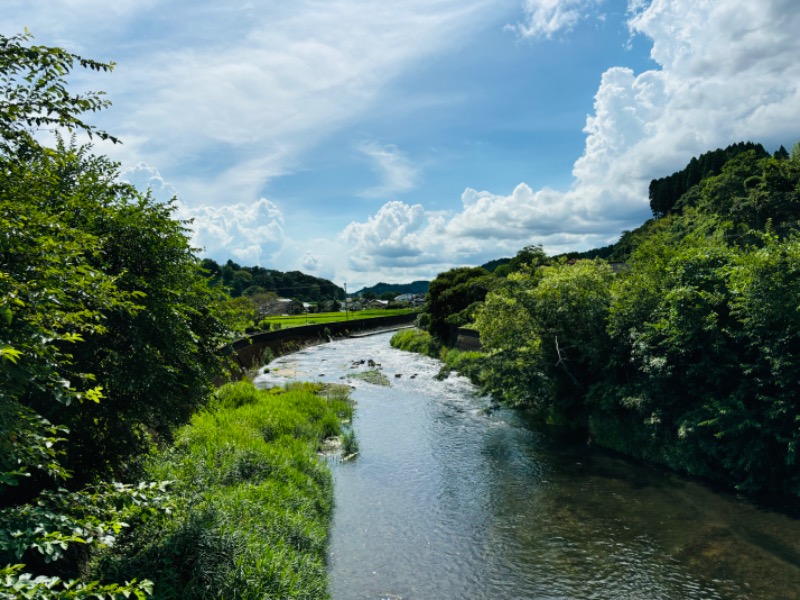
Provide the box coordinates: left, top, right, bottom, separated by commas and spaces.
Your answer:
260, 308, 417, 330
91, 381, 355, 599
390, 329, 484, 383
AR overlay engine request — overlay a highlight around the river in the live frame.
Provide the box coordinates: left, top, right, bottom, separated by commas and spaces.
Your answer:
254, 332, 800, 600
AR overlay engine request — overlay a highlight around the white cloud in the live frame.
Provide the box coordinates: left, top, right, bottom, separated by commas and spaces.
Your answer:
301, 252, 320, 272
338, 193, 618, 285
342, 201, 429, 268
1, 0, 505, 211
118, 163, 284, 266
574, 0, 800, 201
511, 0, 605, 39
120, 162, 179, 203
358, 142, 419, 198
340, 0, 800, 282
6, 0, 800, 288
179, 198, 285, 267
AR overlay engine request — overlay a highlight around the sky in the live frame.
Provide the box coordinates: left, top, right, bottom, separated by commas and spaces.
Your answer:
3, 0, 800, 289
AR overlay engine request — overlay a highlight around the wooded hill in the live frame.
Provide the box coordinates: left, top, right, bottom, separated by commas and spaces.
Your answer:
201, 258, 345, 301
355, 280, 430, 297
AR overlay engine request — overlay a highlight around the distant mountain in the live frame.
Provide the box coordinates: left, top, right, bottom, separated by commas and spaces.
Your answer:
355, 280, 429, 297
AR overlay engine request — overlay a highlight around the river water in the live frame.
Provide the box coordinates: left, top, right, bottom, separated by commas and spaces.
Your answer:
254, 332, 800, 600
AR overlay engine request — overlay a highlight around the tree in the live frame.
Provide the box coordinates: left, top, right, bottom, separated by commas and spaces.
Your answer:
699, 151, 800, 234
0, 33, 235, 596
0, 31, 117, 148
602, 228, 800, 495
424, 267, 491, 340
476, 260, 613, 419
507, 244, 548, 272
648, 142, 769, 217
774, 145, 789, 160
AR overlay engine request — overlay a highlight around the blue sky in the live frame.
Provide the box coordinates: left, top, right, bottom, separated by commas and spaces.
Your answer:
3, 0, 800, 289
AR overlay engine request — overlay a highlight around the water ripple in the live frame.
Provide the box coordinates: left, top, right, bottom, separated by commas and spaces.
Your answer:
257, 333, 800, 600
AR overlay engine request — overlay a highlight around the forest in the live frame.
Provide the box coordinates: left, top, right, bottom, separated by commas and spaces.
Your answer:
401, 140, 800, 502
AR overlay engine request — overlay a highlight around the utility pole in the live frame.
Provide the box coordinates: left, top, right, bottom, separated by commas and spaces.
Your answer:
344, 282, 349, 321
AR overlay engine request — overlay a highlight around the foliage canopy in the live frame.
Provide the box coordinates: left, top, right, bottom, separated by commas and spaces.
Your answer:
418, 141, 800, 500
0, 32, 236, 597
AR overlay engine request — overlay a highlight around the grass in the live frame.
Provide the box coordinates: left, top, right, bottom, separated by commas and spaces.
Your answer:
390, 328, 441, 357
391, 328, 485, 383
341, 430, 359, 456
259, 308, 417, 330
92, 381, 356, 599
343, 369, 390, 387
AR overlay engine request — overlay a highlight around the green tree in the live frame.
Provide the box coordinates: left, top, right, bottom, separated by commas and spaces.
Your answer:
0, 33, 235, 596
424, 266, 491, 340
476, 260, 613, 420
0, 31, 117, 149
507, 244, 548, 272
602, 228, 800, 495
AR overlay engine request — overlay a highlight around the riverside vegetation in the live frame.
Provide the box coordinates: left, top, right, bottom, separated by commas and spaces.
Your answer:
0, 33, 354, 598
92, 381, 355, 599
396, 141, 800, 503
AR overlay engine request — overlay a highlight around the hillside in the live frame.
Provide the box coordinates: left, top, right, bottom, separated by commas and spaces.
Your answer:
552, 141, 791, 263
355, 280, 430, 297
480, 257, 511, 272
201, 258, 345, 301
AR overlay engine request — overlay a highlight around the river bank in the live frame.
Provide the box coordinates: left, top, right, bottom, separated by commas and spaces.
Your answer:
224, 312, 418, 376
89, 381, 355, 599
258, 332, 800, 600
390, 328, 800, 512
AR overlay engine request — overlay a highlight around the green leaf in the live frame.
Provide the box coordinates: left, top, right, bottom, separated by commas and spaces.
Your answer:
0, 347, 23, 363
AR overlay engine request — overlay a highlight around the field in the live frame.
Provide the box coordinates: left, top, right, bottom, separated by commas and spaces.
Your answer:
260, 308, 418, 329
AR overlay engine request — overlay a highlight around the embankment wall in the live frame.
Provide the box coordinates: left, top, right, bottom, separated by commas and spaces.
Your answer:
226, 313, 419, 371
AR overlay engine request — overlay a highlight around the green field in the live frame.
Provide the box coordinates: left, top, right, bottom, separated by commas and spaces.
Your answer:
259, 308, 418, 329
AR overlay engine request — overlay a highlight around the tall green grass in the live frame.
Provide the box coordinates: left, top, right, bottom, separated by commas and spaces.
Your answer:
389, 328, 440, 357
92, 382, 354, 599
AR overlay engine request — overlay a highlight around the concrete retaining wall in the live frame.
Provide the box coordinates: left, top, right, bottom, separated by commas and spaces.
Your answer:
453, 327, 482, 351
225, 312, 419, 371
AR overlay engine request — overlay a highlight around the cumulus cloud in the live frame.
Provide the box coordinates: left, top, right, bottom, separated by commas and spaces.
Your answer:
6, 0, 799, 287
341, 192, 617, 277
120, 162, 180, 203
511, 0, 605, 39
341, 201, 430, 268
358, 142, 418, 198
179, 198, 285, 267
342, 0, 800, 281
574, 0, 800, 203
301, 252, 320, 272
117, 163, 285, 267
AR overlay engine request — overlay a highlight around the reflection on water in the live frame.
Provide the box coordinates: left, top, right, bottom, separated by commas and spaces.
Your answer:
254, 333, 800, 600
